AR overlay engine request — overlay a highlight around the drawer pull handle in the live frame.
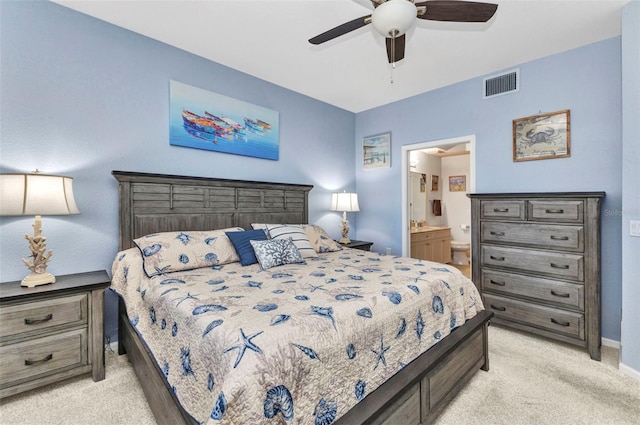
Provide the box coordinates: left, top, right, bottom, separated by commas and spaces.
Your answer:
490, 231, 505, 236
490, 255, 505, 261
550, 263, 570, 270
24, 314, 53, 325
550, 290, 571, 298
550, 235, 569, 241
545, 209, 565, 214
489, 279, 506, 286
490, 304, 506, 312
550, 318, 571, 327
24, 354, 53, 366
493, 208, 509, 213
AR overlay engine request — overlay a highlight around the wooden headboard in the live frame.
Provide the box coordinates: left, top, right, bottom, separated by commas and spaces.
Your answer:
113, 171, 313, 251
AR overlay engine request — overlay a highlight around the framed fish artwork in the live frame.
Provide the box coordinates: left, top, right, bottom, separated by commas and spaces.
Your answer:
169, 80, 279, 160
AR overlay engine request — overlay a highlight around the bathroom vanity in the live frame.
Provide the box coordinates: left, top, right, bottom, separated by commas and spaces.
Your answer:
410, 226, 452, 263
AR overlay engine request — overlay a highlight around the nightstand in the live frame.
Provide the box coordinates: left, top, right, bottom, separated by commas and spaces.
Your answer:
341, 240, 374, 251
0, 270, 110, 398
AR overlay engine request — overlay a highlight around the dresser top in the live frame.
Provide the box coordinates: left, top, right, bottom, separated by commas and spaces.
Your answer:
0, 270, 110, 302
467, 192, 605, 199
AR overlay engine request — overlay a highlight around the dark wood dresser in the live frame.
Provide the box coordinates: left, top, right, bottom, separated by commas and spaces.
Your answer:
469, 192, 605, 360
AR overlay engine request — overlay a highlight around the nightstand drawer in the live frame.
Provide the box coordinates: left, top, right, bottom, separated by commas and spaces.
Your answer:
481, 245, 584, 281
0, 328, 88, 387
0, 294, 87, 339
484, 294, 584, 340
480, 200, 525, 220
481, 270, 584, 310
481, 222, 584, 251
528, 200, 584, 223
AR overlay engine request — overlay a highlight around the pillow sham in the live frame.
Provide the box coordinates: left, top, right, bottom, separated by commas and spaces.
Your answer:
225, 229, 268, 266
250, 238, 305, 270
133, 227, 243, 277
265, 224, 316, 258
304, 224, 343, 253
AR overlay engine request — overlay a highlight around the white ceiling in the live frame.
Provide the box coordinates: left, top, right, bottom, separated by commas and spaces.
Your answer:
52, 0, 629, 113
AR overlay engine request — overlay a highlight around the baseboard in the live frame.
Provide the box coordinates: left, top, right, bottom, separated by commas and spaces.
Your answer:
601, 337, 620, 349
619, 362, 640, 382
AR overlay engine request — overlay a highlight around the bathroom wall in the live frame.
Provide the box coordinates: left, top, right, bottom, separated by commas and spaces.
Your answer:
410, 151, 443, 227
441, 154, 472, 242
409, 172, 427, 222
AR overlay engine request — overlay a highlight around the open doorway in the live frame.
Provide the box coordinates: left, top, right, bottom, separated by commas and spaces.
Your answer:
401, 135, 476, 277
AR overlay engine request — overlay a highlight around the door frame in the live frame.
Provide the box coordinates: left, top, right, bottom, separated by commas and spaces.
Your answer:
401, 135, 476, 257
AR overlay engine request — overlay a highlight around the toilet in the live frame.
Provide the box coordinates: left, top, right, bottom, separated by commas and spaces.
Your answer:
451, 240, 470, 265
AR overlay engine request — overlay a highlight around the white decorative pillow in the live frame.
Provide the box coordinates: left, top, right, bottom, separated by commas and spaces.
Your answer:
250, 238, 305, 270
304, 224, 343, 253
133, 227, 243, 277
266, 224, 317, 258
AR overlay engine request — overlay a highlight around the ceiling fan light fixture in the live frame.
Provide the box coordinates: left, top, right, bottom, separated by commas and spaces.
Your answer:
372, 0, 417, 38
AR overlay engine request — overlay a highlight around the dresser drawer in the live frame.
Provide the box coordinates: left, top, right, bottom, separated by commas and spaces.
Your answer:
480, 200, 525, 220
484, 294, 584, 339
481, 222, 584, 251
0, 294, 87, 340
0, 328, 88, 387
481, 270, 584, 310
411, 228, 450, 242
481, 246, 584, 281
528, 200, 584, 223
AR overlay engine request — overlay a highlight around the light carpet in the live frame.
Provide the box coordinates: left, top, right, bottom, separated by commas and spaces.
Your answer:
1, 325, 638, 425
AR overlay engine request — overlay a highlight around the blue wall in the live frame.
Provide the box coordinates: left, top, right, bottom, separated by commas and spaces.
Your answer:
620, 0, 640, 377
355, 38, 624, 342
0, 0, 355, 342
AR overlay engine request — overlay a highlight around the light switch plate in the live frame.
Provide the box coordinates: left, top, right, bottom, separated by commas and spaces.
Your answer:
630, 220, 640, 237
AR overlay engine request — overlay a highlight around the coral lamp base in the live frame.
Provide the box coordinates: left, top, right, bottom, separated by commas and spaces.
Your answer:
21, 272, 56, 288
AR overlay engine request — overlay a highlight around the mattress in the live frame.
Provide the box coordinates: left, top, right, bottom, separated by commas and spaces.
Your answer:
111, 247, 483, 424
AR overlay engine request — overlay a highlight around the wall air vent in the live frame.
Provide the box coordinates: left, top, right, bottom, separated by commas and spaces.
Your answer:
483, 69, 519, 99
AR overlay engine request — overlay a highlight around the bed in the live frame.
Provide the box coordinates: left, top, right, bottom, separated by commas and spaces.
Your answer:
111, 170, 493, 425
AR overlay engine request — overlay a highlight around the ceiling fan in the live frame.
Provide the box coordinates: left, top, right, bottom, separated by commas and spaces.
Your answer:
309, 0, 498, 64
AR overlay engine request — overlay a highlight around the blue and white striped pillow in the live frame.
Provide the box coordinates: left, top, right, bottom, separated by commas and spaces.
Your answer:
266, 224, 317, 258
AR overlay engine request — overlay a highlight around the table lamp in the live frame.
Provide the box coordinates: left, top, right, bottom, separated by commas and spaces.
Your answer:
0, 171, 80, 287
330, 191, 360, 244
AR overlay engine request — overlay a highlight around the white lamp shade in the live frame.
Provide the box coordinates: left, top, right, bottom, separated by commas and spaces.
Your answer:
372, 0, 417, 37
330, 192, 360, 213
0, 173, 80, 216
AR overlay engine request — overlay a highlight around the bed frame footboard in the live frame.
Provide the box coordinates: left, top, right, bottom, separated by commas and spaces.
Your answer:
118, 295, 492, 425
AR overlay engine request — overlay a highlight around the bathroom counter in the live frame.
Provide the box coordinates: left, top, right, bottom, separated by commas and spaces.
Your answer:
410, 227, 451, 263
410, 226, 450, 234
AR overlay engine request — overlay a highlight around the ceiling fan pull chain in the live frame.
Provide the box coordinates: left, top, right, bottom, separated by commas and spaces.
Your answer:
390, 29, 396, 83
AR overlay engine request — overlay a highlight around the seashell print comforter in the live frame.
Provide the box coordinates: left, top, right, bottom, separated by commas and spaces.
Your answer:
111, 247, 484, 425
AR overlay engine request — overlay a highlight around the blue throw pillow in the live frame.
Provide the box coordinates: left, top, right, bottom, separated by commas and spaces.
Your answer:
226, 229, 268, 266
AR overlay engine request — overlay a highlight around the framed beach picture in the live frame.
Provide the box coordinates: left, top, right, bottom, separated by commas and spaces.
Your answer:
169, 80, 279, 160
449, 175, 466, 192
431, 175, 439, 191
513, 109, 570, 162
363, 132, 391, 169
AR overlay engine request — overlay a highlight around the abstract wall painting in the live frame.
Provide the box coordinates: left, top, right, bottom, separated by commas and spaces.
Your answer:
169, 80, 279, 160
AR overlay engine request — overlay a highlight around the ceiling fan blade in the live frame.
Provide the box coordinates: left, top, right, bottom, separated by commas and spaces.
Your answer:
416, 1, 498, 23
385, 34, 406, 64
309, 15, 372, 45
